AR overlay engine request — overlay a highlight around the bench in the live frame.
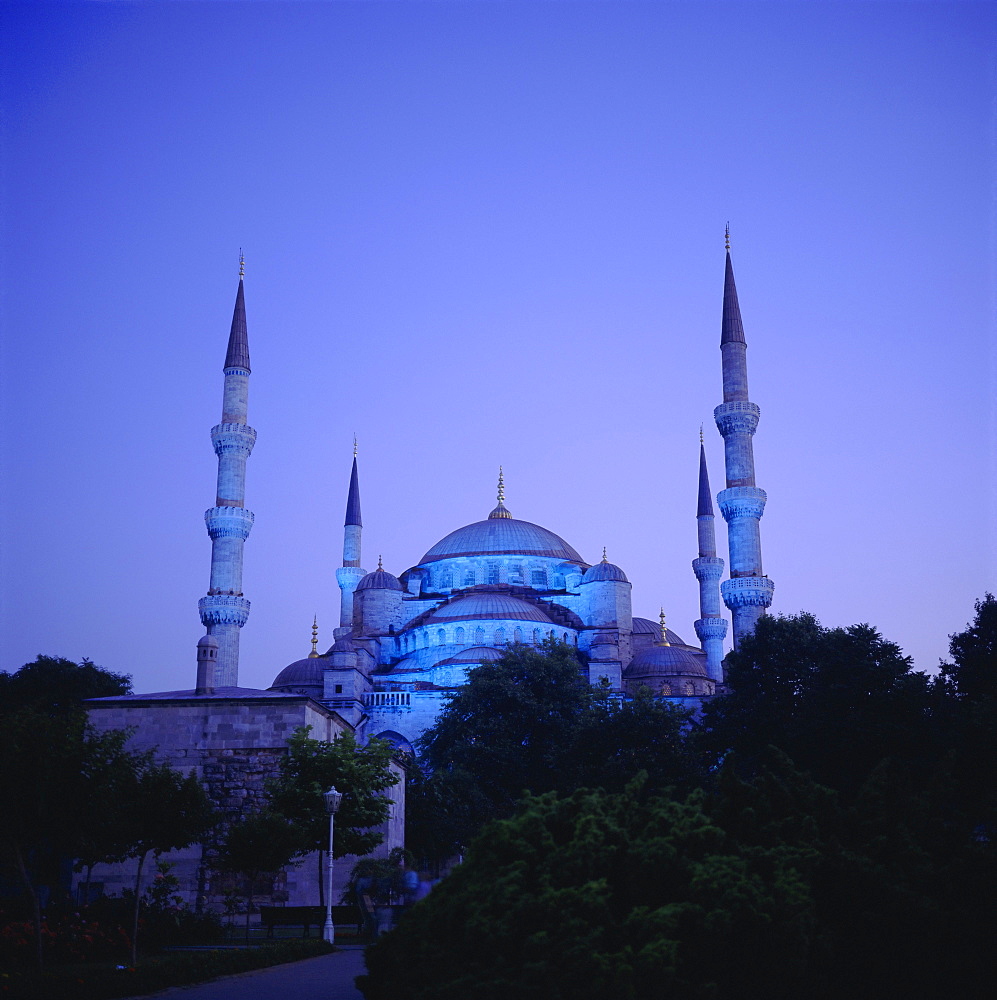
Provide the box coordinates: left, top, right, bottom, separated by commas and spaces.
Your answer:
258, 905, 355, 938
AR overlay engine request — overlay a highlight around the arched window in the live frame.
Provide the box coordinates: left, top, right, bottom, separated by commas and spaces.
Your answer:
533, 628, 543, 644
437, 629, 447, 646
552, 571, 565, 589
464, 569, 476, 587
531, 568, 546, 588
455, 626, 465, 644
562, 632, 568, 643
474, 626, 485, 644
494, 627, 505, 645
661, 682, 671, 696
439, 570, 452, 590
513, 627, 523, 643
685, 681, 694, 696
509, 563, 523, 584
487, 563, 500, 585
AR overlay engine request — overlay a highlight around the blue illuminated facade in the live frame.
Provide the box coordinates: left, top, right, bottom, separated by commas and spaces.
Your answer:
264, 243, 774, 748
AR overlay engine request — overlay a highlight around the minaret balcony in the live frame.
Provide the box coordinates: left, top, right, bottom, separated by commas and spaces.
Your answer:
717, 486, 767, 522
720, 577, 775, 609
198, 594, 251, 627
692, 555, 725, 580
204, 506, 255, 540
714, 401, 760, 437
211, 422, 257, 456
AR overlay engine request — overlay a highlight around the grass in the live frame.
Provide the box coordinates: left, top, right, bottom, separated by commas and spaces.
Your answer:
0, 938, 336, 1000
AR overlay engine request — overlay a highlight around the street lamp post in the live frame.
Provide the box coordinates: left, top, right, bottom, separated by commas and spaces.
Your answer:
322, 786, 344, 944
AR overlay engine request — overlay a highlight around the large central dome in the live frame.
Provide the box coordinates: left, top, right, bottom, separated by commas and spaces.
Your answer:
420, 517, 585, 564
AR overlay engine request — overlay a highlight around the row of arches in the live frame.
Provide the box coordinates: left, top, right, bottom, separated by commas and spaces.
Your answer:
398, 625, 573, 653
426, 562, 567, 592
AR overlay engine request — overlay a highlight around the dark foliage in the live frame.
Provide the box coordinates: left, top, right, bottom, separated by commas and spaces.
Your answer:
0, 656, 131, 715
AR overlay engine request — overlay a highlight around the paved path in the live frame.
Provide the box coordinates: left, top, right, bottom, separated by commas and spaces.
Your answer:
126, 946, 368, 1000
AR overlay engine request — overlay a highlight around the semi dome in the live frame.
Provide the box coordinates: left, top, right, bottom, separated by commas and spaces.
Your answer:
632, 616, 686, 646
436, 646, 504, 666
423, 592, 556, 624
582, 561, 628, 584
624, 645, 706, 678
420, 517, 585, 564
270, 656, 329, 689
356, 568, 403, 592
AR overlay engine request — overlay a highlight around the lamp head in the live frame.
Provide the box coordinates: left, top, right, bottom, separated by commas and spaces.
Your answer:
323, 787, 343, 814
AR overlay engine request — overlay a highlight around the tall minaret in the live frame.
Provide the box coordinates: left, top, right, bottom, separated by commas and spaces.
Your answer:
197, 256, 256, 687
715, 229, 774, 647
335, 441, 367, 629
692, 432, 728, 681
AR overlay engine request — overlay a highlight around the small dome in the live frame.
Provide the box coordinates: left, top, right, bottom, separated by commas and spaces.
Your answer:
197, 634, 218, 647
356, 568, 403, 592
624, 645, 706, 678
582, 561, 628, 584
270, 656, 329, 689
436, 646, 504, 666
424, 592, 556, 624
632, 617, 686, 646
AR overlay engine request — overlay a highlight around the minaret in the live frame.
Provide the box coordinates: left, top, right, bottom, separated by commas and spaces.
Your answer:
197, 256, 256, 687
335, 441, 367, 628
715, 228, 774, 646
692, 432, 728, 681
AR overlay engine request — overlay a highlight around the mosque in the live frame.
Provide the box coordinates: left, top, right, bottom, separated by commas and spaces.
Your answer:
83, 237, 774, 905
256, 234, 774, 750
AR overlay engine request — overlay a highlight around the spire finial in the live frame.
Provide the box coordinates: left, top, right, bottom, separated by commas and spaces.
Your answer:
353, 434, 358, 458
724, 223, 730, 252
239, 248, 245, 280
700, 424, 704, 446
602, 546, 608, 563
377, 554, 383, 571
658, 607, 670, 646
489, 465, 512, 518
308, 615, 319, 657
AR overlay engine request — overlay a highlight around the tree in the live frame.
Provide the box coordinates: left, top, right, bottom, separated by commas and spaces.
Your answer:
266, 728, 398, 904
0, 655, 131, 715
361, 776, 818, 1000
417, 641, 595, 817
412, 642, 708, 854
0, 711, 146, 971
212, 810, 307, 941
940, 594, 997, 835
116, 763, 219, 965
700, 613, 942, 797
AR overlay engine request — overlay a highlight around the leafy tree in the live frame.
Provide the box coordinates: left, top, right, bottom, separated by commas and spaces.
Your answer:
212, 810, 307, 941
0, 655, 131, 715
266, 727, 398, 904
116, 762, 219, 965
940, 593, 997, 835
361, 776, 817, 1000
419, 640, 592, 816
0, 711, 145, 970
412, 642, 708, 855
565, 683, 705, 795
700, 613, 942, 796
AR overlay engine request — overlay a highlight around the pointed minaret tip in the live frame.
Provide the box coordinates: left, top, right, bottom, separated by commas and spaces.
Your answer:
724, 223, 730, 253
721, 237, 746, 346
698, 437, 715, 517
345, 448, 362, 527
308, 616, 319, 658
224, 256, 251, 371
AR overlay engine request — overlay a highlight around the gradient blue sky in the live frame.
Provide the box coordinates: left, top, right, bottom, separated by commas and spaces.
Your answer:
1, 1, 993, 693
